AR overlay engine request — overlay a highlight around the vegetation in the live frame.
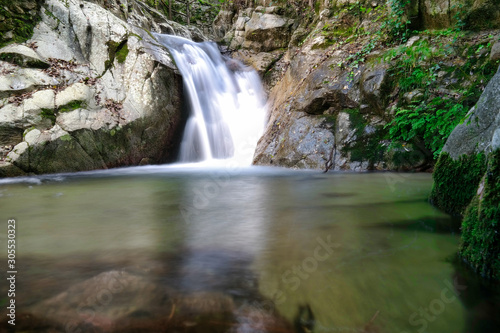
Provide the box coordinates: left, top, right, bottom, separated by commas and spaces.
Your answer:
0, 1, 41, 48
384, 35, 499, 159
460, 150, 500, 280
430, 152, 487, 217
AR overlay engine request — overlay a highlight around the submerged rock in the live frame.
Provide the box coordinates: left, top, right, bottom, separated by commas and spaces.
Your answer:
4, 268, 298, 333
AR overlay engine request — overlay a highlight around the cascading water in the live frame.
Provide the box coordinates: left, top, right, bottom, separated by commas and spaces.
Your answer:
155, 34, 267, 166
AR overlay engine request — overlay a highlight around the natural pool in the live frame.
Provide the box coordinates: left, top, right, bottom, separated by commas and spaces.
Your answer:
0, 165, 498, 332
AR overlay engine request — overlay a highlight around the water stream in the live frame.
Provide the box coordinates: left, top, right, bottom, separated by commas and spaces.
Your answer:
155, 34, 267, 165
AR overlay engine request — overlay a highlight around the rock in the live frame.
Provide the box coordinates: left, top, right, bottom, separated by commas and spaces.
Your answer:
0, 44, 50, 68
490, 40, 500, 62
319, 9, 330, 21
243, 11, 294, 52
0, 62, 55, 98
442, 66, 500, 158
213, 9, 235, 41
403, 89, 425, 104
360, 62, 389, 113
235, 16, 249, 31
405, 36, 420, 47
254, 111, 335, 169
0, 0, 185, 176
4, 31, 13, 40
0, 160, 25, 176
233, 49, 283, 75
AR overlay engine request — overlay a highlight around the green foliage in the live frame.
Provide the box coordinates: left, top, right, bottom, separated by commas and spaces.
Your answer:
40, 108, 56, 125
382, 36, 499, 159
460, 150, 500, 280
0, 3, 41, 48
430, 152, 487, 217
381, 0, 411, 43
58, 100, 86, 113
387, 99, 467, 158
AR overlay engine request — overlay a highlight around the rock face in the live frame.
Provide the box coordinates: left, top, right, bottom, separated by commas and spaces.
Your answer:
430, 65, 500, 280
217, 0, 500, 171
442, 66, 500, 158
0, 0, 188, 176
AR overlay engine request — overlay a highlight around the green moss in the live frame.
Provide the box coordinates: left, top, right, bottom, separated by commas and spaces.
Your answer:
104, 39, 128, 73
0, 3, 41, 49
59, 134, 72, 142
459, 150, 500, 280
341, 108, 386, 168
0, 52, 49, 69
430, 152, 487, 217
58, 100, 86, 113
40, 108, 56, 125
116, 43, 129, 63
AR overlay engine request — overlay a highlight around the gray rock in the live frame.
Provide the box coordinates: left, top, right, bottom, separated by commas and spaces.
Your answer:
0, 63, 55, 98
0, 0, 185, 176
490, 40, 500, 62
403, 89, 425, 104
243, 12, 294, 52
213, 9, 236, 41
360, 62, 389, 113
0, 44, 50, 69
442, 65, 500, 158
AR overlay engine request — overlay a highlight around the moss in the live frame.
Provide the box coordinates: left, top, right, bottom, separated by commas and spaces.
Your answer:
459, 149, 500, 280
40, 108, 56, 125
59, 134, 72, 142
0, 2, 41, 49
430, 152, 487, 217
104, 39, 128, 73
341, 108, 387, 169
58, 100, 86, 113
116, 43, 129, 63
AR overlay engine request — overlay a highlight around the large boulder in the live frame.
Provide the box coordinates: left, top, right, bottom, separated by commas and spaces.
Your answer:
431, 65, 500, 280
442, 66, 500, 158
241, 7, 294, 52
0, 0, 185, 177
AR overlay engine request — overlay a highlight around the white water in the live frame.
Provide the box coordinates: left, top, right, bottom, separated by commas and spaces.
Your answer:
155, 34, 267, 166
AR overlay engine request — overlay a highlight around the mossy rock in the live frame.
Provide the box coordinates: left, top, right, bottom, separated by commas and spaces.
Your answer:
0, 1, 42, 48
430, 152, 487, 217
459, 149, 500, 280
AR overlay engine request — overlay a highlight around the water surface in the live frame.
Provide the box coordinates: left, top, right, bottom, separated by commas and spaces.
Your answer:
1, 166, 498, 332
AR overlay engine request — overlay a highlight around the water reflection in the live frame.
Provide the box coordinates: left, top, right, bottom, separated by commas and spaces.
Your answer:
0, 169, 498, 332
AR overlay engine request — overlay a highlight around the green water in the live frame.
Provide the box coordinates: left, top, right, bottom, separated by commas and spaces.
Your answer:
0, 166, 498, 332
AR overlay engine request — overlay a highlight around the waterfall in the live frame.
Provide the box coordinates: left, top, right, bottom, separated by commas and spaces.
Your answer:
155, 34, 267, 166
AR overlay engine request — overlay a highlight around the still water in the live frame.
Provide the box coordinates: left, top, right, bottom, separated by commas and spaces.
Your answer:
0, 166, 498, 332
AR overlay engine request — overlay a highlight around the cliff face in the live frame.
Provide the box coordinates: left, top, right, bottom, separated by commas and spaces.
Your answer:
215, 0, 500, 171
0, 0, 194, 176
